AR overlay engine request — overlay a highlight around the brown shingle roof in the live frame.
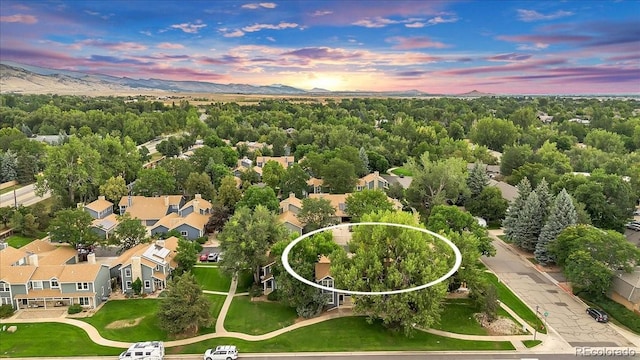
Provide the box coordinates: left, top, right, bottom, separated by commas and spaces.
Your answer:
309, 193, 349, 217
315, 255, 332, 281
118, 195, 182, 221
0, 246, 28, 266
20, 240, 57, 254
37, 246, 78, 266
152, 213, 181, 230
0, 265, 37, 283
279, 193, 303, 211
30, 265, 65, 280
256, 156, 295, 169
85, 198, 113, 212
278, 211, 303, 229
58, 263, 104, 282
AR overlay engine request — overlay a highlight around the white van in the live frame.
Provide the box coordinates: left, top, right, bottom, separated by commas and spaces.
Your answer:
203, 345, 238, 360
119, 341, 164, 360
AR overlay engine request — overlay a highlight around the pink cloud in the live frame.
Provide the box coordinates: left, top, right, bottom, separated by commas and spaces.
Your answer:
0, 14, 37, 24
75, 39, 147, 51
498, 34, 592, 44
156, 43, 184, 49
387, 36, 449, 49
171, 22, 207, 34
241, 3, 276, 9
352, 17, 398, 28
516, 9, 573, 22
221, 29, 245, 38
441, 58, 568, 76
242, 22, 298, 32
486, 53, 532, 62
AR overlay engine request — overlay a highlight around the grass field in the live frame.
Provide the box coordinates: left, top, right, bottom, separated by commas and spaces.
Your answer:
0, 322, 123, 357
391, 167, 413, 177
224, 296, 298, 335
433, 299, 488, 335
236, 270, 255, 292
6, 234, 36, 248
171, 317, 515, 354
192, 267, 232, 292
484, 272, 546, 333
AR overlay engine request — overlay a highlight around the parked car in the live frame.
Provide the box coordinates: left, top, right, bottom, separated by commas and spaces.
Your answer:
586, 308, 609, 323
217, 252, 224, 262
203, 345, 238, 360
208, 253, 219, 262
200, 253, 208, 262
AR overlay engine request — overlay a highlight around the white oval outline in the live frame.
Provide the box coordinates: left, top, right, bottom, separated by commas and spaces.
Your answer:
281, 222, 463, 296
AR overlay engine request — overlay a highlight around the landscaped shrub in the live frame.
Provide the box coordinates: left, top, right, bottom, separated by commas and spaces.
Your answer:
196, 236, 207, 244
68, 304, 83, 314
248, 284, 263, 298
0, 304, 15, 318
267, 289, 280, 301
132, 278, 142, 295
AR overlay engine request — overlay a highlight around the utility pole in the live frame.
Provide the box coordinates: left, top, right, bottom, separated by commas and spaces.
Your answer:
13, 189, 17, 208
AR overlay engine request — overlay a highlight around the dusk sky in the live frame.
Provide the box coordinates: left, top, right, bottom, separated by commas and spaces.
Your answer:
1, 0, 639, 94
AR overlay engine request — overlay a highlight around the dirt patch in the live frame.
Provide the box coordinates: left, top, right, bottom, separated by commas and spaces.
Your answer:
475, 313, 525, 335
105, 317, 143, 329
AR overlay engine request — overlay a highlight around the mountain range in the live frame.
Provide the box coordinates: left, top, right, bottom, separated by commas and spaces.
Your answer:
0, 61, 494, 97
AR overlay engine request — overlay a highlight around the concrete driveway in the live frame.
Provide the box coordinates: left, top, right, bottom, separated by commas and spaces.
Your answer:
482, 233, 637, 348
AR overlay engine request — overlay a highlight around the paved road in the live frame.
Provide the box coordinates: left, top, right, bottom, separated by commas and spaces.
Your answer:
136, 132, 187, 155
482, 235, 637, 348
0, 183, 50, 208
9, 352, 639, 360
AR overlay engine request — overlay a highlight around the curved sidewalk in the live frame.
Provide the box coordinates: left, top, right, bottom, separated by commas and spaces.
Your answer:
0, 269, 548, 351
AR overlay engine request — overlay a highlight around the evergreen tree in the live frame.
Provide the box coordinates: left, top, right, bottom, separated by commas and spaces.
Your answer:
467, 162, 488, 198
1, 150, 18, 183
534, 189, 577, 265
513, 191, 545, 251
503, 177, 531, 241
359, 147, 370, 173
533, 178, 554, 221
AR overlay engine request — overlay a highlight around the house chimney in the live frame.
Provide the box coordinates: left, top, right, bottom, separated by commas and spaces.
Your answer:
156, 239, 165, 247
77, 202, 83, 209
28, 254, 39, 267
131, 256, 142, 282
87, 253, 96, 264
195, 194, 202, 200
164, 196, 169, 206
128, 195, 132, 207
193, 200, 200, 214
98, 196, 106, 201
289, 192, 295, 199
374, 171, 379, 177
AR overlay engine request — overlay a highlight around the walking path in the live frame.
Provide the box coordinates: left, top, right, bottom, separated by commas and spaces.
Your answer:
1, 267, 561, 352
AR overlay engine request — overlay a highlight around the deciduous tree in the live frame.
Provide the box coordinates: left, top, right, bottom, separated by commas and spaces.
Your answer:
331, 211, 451, 335
48, 209, 98, 248
345, 189, 394, 222
184, 172, 216, 201
133, 167, 176, 196
322, 158, 357, 194
216, 176, 242, 211
99, 176, 129, 204
280, 163, 310, 199
298, 197, 337, 231
236, 185, 279, 212
465, 186, 508, 223
174, 238, 198, 275
112, 213, 149, 254
261, 160, 286, 191
157, 273, 212, 336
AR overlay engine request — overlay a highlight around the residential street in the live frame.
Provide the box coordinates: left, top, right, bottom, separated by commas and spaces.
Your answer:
0, 183, 50, 208
482, 230, 639, 348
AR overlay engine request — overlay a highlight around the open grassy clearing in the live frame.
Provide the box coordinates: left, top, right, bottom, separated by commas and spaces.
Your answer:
171, 317, 515, 354
0, 322, 123, 357
224, 295, 298, 335
6, 234, 36, 248
434, 299, 488, 335
192, 266, 232, 292
390, 167, 413, 176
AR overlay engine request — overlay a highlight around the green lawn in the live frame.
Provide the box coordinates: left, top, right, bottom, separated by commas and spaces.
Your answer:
192, 267, 232, 292
484, 272, 546, 333
523, 339, 542, 348
171, 317, 515, 354
80, 299, 166, 341
224, 296, 298, 335
579, 293, 640, 334
0, 322, 123, 357
205, 294, 227, 330
6, 234, 35, 248
391, 167, 413, 177
434, 299, 488, 335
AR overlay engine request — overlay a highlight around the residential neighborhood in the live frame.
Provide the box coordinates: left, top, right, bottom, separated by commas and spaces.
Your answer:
2, 91, 640, 358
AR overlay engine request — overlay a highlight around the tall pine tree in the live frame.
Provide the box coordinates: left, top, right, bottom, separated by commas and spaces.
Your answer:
534, 189, 577, 265
467, 162, 489, 198
503, 177, 531, 241
534, 178, 554, 221
513, 191, 545, 251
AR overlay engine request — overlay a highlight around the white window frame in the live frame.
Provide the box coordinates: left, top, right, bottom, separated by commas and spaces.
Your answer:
0, 281, 8, 292
319, 278, 334, 304
76, 282, 89, 290
50, 278, 59, 288
144, 280, 151, 289
124, 268, 131, 278
31, 280, 43, 290
180, 230, 188, 236
125, 281, 132, 289
79, 297, 90, 306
